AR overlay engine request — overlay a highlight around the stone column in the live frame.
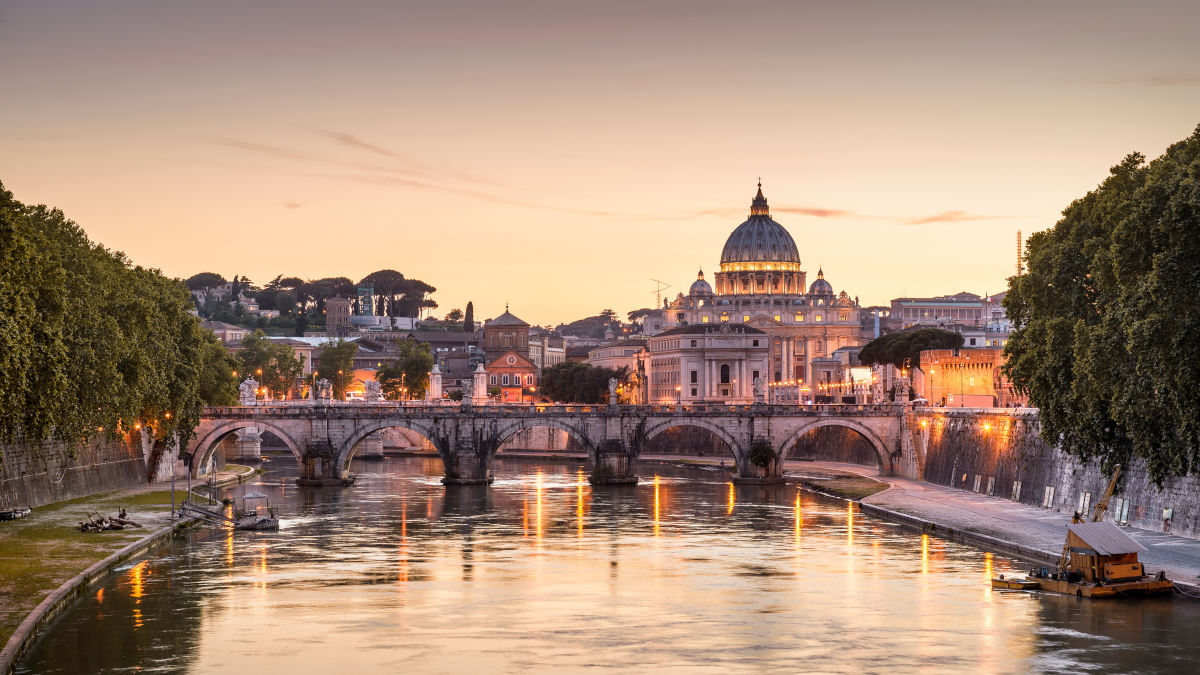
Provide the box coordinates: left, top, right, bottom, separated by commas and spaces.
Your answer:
472, 364, 488, 406
428, 363, 443, 401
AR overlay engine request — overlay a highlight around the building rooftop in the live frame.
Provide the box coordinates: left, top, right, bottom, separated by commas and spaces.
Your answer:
486, 308, 530, 327
1067, 522, 1147, 555
653, 323, 766, 337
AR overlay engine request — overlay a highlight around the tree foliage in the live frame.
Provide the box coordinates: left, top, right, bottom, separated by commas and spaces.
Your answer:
316, 339, 358, 398
1003, 126, 1200, 483
237, 330, 303, 398
186, 272, 226, 290
0, 182, 214, 446
859, 327, 963, 370
377, 340, 434, 400
463, 301, 474, 332
539, 361, 629, 403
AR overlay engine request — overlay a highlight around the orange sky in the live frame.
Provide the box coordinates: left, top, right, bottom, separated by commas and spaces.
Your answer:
2, 1, 1198, 325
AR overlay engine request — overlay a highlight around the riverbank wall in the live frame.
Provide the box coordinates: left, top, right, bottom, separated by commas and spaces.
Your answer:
0, 432, 147, 509
914, 409, 1200, 540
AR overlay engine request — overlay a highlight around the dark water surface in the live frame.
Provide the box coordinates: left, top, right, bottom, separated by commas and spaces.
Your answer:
15, 456, 1200, 674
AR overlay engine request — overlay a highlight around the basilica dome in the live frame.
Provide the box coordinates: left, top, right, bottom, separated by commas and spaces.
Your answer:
719, 184, 801, 267
809, 268, 833, 295
689, 269, 713, 295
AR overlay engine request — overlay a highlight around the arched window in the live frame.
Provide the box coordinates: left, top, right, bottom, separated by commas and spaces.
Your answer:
720, 364, 730, 384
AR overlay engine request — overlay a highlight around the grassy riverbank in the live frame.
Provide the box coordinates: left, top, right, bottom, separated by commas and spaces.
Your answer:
0, 490, 178, 645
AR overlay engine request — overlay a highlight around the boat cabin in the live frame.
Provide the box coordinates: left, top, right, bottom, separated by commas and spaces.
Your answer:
1065, 521, 1147, 583
242, 491, 270, 517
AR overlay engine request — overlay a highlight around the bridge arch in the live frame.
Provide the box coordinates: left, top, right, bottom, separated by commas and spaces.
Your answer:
641, 418, 742, 459
779, 418, 893, 474
337, 419, 443, 474
189, 420, 304, 478
492, 418, 596, 462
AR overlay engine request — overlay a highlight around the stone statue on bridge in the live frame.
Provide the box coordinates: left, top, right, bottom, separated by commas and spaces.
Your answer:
871, 365, 886, 403
608, 378, 619, 406
238, 378, 259, 406
314, 378, 333, 402
753, 376, 765, 404
364, 379, 382, 403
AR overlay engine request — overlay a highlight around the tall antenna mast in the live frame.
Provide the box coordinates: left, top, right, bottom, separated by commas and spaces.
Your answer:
649, 279, 671, 308
1016, 230, 1024, 275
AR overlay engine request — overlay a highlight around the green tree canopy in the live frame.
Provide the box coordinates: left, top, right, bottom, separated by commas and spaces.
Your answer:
859, 327, 964, 371
186, 272, 227, 290
1003, 125, 1200, 483
236, 330, 303, 398
0, 182, 211, 446
539, 361, 629, 403
377, 340, 434, 400
316, 339, 359, 399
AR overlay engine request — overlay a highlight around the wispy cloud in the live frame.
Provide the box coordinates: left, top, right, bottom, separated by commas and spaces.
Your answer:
903, 210, 1010, 226
774, 206, 853, 218
282, 200, 306, 209
1095, 75, 1200, 86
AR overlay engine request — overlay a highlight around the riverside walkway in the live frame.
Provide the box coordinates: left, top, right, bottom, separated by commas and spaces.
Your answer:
803, 461, 1200, 593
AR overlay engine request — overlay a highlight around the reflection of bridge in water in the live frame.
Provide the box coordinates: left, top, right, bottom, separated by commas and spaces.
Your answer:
190, 403, 921, 486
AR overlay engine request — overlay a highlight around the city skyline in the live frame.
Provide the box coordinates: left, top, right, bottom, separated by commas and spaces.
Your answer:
2, 1, 1199, 325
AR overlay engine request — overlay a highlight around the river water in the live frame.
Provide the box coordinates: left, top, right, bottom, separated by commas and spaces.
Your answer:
15, 456, 1200, 674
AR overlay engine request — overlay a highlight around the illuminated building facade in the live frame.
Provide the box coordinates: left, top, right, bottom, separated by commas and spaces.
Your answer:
647, 183, 864, 390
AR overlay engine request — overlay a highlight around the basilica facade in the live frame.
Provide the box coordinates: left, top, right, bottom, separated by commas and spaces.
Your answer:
645, 184, 863, 401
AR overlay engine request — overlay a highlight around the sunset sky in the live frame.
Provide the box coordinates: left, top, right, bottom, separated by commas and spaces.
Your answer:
2, 1, 1198, 325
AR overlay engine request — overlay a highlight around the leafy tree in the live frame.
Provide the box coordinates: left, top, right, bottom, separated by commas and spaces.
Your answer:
361, 269, 405, 317
236, 330, 302, 398
196, 332, 239, 405
539, 361, 629, 403
377, 340, 434, 400
627, 308, 655, 322
463, 301, 475, 332
445, 308, 464, 322
859, 327, 963, 370
316, 339, 359, 399
1004, 125, 1200, 483
186, 272, 226, 290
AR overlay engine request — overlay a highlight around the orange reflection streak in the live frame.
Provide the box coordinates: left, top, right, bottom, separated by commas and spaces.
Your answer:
576, 469, 585, 539
401, 498, 408, 540
794, 492, 803, 543
727, 482, 735, 515
846, 501, 855, 545
426, 497, 433, 519
522, 498, 529, 537
224, 504, 235, 567
257, 543, 269, 593
96, 588, 104, 604
983, 552, 994, 601
921, 534, 930, 575
129, 561, 147, 630
653, 475, 661, 536
535, 470, 544, 542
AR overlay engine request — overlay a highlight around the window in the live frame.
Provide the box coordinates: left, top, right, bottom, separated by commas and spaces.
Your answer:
1011, 480, 1022, 501
796, 313, 804, 322
815, 314, 823, 322
690, 370, 697, 384
1042, 485, 1055, 508
743, 315, 750, 322
752, 340, 759, 347
701, 316, 710, 323
969, 338, 977, 346
490, 375, 497, 385
720, 314, 729, 322
501, 375, 509, 385
526, 375, 534, 385
691, 388, 697, 396
720, 364, 730, 383
691, 340, 697, 347
774, 315, 781, 321
752, 370, 759, 381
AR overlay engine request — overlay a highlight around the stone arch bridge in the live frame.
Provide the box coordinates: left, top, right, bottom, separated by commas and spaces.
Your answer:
190, 403, 921, 486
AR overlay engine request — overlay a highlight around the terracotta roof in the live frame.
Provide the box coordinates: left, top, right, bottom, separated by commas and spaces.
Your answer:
486, 311, 529, 327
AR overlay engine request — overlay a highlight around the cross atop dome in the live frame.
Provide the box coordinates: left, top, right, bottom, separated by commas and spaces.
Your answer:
750, 180, 769, 217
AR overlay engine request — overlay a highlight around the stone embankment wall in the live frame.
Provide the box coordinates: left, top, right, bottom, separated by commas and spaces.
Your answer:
0, 432, 147, 508
915, 409, 1200, 539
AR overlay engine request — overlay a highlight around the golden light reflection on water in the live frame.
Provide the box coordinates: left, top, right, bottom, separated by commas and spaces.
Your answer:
846, 501, 855, 545
921, 534, 930, 575
576, 469, 585, 539
398, 498, 409, 585
535, 469, 545, 545
794, 492, 803, 542
653, 475, 661, 536
727, 482, 735, 515
256, 543, 269, 593
129, 560, 146, 630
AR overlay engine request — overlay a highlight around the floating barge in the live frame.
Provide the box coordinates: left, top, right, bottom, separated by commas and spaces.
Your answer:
992, 521, 1173, 598
1, 505, 32, 522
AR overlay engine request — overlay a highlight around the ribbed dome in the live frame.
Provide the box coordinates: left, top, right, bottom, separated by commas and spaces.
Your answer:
689, 269, 713, 296
809, 268, 833, 295
719, 184, 801, 265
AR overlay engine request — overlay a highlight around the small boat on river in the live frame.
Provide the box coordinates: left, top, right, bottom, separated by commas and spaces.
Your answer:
991, 521, 1174, 598
234, 491, 279, 531
1, 505, 32, 521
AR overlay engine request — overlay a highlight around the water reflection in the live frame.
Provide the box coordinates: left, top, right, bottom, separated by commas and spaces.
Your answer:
16, 457, 1200, 675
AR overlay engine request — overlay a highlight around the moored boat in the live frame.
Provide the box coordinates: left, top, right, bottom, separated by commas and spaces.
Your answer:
1, 505, 32, 521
